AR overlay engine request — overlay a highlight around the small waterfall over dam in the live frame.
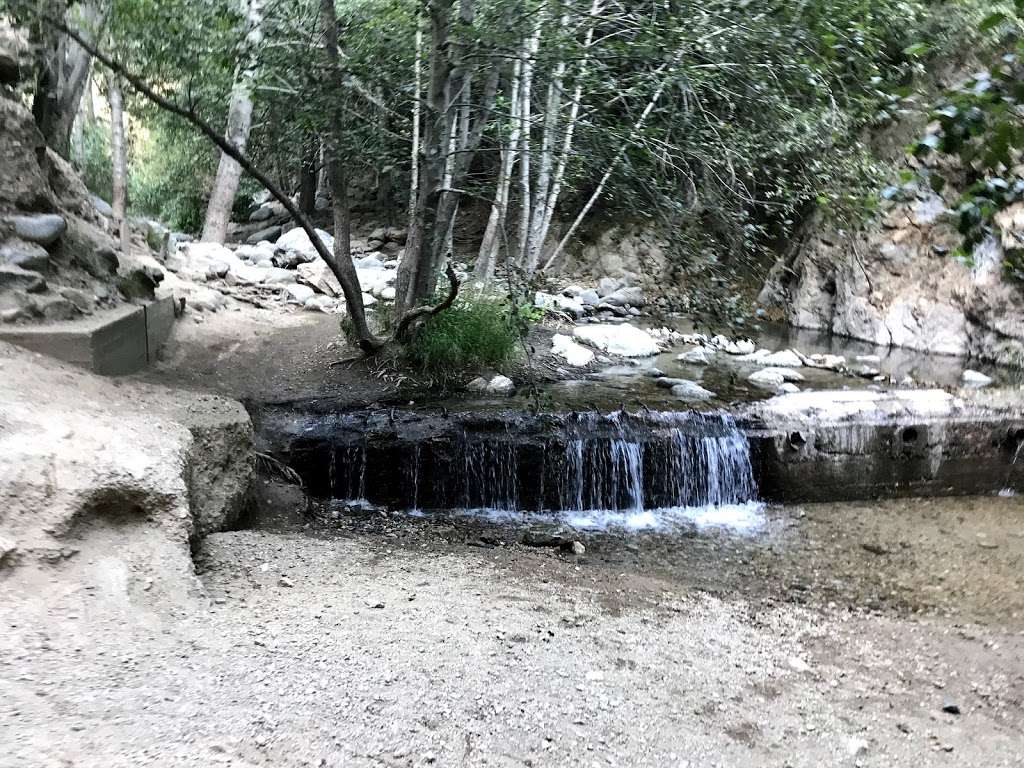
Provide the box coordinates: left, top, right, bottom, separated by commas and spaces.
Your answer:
272, 409, 758, 520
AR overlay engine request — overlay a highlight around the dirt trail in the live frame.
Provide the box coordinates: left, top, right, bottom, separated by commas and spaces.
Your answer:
2, 494, 1023, 767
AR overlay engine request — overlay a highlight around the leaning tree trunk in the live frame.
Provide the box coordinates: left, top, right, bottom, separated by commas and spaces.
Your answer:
107, 72, 129, 253
200, 0, 263, 243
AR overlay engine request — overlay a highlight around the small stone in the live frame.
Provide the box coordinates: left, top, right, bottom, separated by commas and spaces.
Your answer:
283, 283, 315, 304
787, 656, 811, 673
0, 264, 46, 292
564, 540, 586, 556
466, 376, 488, 392
846, 737, 869, 757
278, 576, 294, 588
941, 697, 960, 715
670, 381, 715, 401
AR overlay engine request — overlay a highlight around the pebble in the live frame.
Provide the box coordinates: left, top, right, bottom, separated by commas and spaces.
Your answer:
278, 576, 295, 588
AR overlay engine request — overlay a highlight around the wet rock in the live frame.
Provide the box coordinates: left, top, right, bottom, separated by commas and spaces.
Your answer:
535, 291, 584, 318
0, 239, 49, 271
655, 377, 692, 389
246, 225, 281, 245
522, 526, 572, 547
671, 381, 715, 401
486, 375, 515, 396
759, 349, 803, 368
551, 333, 595, 367
75, 245, 119, 278
678, 347, 714, 365
962, 370, 993, 389
6, 213, 66, 246
573, 323, 660, 357
0, 264, 45, 292
748, 368, 803, 390
803, 353, 847, 371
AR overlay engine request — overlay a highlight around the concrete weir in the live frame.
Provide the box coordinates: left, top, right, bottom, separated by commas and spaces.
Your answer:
744, 389, 1024, 502
259, 388, 1024, 511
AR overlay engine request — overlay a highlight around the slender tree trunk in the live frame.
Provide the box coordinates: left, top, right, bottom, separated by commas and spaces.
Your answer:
535, 0, 600, 264
107, 72, 129, 253
318, 0, 379, 346
407, 21, 423, 226
474, 55, 523, 281
543, 51, 682, 271
201, 0, 263, 243
516, 17, 542, 265
298, 136, 318, 215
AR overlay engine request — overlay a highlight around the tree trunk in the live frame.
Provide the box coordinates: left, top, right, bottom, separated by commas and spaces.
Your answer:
200, 0, 263, 243
515, 17, 542, 265
298, 136, 318, 215
474, 55, 523, 281
107, 72, 129, 253
407, 21, 424, 226
319, 0, 379, 348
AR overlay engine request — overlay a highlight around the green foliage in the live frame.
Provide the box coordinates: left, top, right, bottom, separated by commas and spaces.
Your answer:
130, 119, 217, 232
405, 294, 524, 379
910, 2, 1024, 261
76, 120, 113, 203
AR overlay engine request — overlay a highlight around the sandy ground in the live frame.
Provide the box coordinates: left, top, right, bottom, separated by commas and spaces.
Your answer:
2, 493, 1023, 768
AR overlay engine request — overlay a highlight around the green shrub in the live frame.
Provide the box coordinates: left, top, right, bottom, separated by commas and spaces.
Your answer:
130, 120, 215, 233
405, 294, 522, 379
76, 119, 113, 203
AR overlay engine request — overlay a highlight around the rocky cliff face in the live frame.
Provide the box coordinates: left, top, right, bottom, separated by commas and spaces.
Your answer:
0, 22, 161, 325
760, 179, 1024, 367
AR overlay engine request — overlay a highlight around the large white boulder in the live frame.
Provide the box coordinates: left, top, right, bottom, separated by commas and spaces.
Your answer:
296, 260, 341, 297
759, 349, 804, 367
551, 333, 595, 367
572, 324, 661, 357
678, 347, 714, 365
535, 291, 584, 318
276, 226, 334, 259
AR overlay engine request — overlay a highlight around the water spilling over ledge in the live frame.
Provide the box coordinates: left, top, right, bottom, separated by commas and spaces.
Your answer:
270, 410, 758, 515
255, 389, 1024, 523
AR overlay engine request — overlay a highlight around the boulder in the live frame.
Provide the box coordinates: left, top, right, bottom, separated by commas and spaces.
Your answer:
0, 238, 49, 271
551, 333, 595, 367
670, 381, 715, 401
225, 264, 268, 286
58, 286, 95, 314
486, 375, 515, 396
297, 260, 341, 297
535, 291, 584, 318
248, 203, 275, 222
5, 213, 66, 246
90, 194, 114, 217
597, 276, 624, 296
962, 369, 993, 388
188, 287, 228, 312
262, 267, 296, 285
236, 242, 276, 263
276, 226, 334, 259
678, 347, 714, 365
0, 264, 46, 292
283, 283, 315, 305
572, 324, 661, 357
0, 342, 254, 572
303, 295, 339, 313
74, 245, 120, 279
246, 225, 281, 245
117, 265, 164, 301
748, 368, 804, 390
577, 288, 600, 306
33, 294, 79, 320
758, 349, 804, 368
601, 286, 646, 308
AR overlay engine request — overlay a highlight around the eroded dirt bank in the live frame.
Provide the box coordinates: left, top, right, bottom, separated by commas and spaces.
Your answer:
2, 495, 1023, 767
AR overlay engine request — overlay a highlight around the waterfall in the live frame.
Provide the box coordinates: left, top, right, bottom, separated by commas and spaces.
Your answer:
315, 410, 757, 521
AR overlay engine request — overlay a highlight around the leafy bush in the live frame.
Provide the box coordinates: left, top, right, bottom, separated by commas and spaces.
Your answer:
76, 119, 113, 203
130, 120, 216, 233
405, 294, 523, 379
